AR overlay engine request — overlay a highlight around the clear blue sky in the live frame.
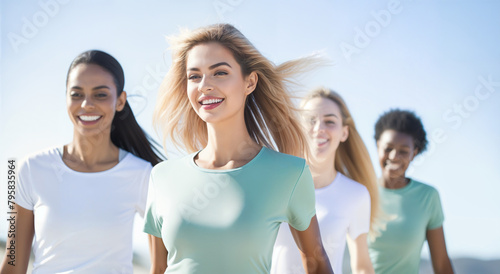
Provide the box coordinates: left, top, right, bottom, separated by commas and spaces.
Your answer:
1, 0, 499, 260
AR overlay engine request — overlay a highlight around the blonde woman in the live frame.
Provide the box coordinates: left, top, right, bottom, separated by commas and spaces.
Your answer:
272, 88, 380, 274
143, 24, 333, 273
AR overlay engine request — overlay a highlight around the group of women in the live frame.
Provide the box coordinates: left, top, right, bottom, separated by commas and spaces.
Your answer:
1, 24, 453, 274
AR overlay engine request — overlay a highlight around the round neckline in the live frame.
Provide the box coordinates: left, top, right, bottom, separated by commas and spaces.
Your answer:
55, 147, 131, 175
381, 178, 414, 192
315, 172, 343, 191
189, 146, 266, 173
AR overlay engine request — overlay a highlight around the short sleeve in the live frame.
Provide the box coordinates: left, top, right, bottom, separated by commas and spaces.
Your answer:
15, 159, 34, 211
427, 188, 444, 230
135, 164, 152, 218
286, 164, 316, 231
348, 186, 371, 240
143, 174, 163, 238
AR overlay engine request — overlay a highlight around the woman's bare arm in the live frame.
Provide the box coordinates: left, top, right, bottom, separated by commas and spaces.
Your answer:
289, 215, 334, 274
0, 204, 34, 274
427, 226, 454, 274
148, 235, 168, 274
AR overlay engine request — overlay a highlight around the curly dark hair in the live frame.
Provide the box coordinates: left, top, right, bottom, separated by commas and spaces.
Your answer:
374, 109, 428, 155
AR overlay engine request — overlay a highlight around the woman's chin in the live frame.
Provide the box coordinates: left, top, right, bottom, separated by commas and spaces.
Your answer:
385, 170, 406, 180
310, 152, 333, 165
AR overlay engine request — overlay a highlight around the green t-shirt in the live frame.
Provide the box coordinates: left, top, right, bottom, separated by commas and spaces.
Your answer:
368, 179, 444, 274
144, 147, 316, 273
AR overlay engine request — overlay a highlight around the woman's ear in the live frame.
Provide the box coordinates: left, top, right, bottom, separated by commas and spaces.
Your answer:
410, 147, 419, 161
340, 125, 349, 142
245, 71, 258, 95
116, 91, 127, 112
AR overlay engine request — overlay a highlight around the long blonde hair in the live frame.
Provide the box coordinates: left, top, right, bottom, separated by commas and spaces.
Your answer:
154, 23, 320, 157
302, 87, 383, 238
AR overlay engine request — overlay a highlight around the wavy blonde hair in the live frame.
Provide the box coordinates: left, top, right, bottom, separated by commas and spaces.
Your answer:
154, 23, 320, 157
302, 87, 384, 239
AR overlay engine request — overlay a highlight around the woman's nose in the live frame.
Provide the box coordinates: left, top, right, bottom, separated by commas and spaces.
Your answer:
198, 76, 213, 93
81, 97, 95, 109
388, 149, 397, 160
311, 119, 321, 132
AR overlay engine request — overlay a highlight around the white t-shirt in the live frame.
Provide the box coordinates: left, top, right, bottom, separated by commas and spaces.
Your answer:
15, 147, 152, 274
272, 173, 370, 274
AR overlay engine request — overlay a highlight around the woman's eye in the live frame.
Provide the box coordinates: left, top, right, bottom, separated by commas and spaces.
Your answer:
325, 121, 335, 125
215, 71, 228, 76
188, 75, 200, 80
70, 92, 82, 98
95, 93, 107, 98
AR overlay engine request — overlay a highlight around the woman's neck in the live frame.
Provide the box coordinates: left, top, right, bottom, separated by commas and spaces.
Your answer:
63, 131, 119, 172
196, 119, 261, 170
309, 156, 337, 189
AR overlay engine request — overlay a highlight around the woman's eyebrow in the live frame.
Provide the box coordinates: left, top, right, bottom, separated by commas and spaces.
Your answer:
209, 62, 231, 70
68, 85, 110, 90
187, 62, 232, 72
93, 85, 111, 90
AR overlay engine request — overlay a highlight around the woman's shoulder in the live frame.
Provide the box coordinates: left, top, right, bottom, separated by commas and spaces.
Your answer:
409, 178, 439, 193
19, 146, 61, 166
260, 147, 306, 169
407, 179, 442, 201
121, 151, 153, 169
150, 152, 194, 175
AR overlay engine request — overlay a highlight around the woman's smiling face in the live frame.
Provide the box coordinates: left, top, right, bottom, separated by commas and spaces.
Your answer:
302, 97, 348, 162
66, 63, 125, 137
377, 129, 418, 180
186, 42, 256, 125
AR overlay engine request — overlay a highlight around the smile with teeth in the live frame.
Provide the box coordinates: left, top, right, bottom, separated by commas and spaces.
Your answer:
385, 161, 402, 170
316, 138, 328, 145
79, 115, 101, 122
200, 98, 224, 105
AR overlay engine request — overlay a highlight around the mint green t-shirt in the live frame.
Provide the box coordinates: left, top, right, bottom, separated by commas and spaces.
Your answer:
144, 147, 316, 273
368, 179, 444, 274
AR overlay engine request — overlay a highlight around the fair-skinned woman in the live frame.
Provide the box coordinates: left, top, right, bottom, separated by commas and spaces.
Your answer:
0, 50, 163, 273
144, 24, 333, 273
368, 109, 454, 274
272, 88, 379, 274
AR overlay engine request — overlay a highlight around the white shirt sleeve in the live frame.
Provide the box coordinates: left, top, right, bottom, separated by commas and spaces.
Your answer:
15, 158, 35, 211
136, 163, 152, 218
347, 186, 371, 240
